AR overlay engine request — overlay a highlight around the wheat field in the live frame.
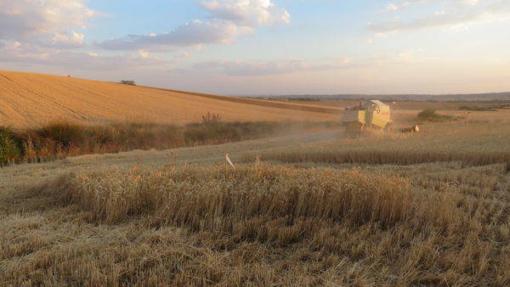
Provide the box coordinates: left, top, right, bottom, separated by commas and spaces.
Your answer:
0, 71, 337, 128
1, 75, 510, 286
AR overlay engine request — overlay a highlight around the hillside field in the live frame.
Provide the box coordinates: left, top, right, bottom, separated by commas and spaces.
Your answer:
0, 71, 337, 128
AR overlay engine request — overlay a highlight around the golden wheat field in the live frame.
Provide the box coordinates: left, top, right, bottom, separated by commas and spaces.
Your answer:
2, 0, 510, 285
1, 93, 510, 286
0, 71, 337, 128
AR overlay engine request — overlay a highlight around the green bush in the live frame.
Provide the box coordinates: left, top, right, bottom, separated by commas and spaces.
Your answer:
184, 122, 278, 145
417, 109, 457, 122
201, 112, 222, 124
184, 122, 240, 145
37, 122, 84, 148
0, 128, 21, 166
0, 118, 284, 166
458, 105, 497, 112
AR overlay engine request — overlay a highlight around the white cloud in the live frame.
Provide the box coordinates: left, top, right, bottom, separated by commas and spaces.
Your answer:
138, 50, 150, 59
100, 19, 251, 50
3, 41, 22, 51
99, 0, 289, 51
385, 3, 400, 11
371, 0, 510, 33
0, 44, 165, 70
0, 0, 95, 47
191, 58, 352, 76
202, 0, 290, 26
52, 31, 85, 47
0, 0, 99, 73
463, 0, 480, 5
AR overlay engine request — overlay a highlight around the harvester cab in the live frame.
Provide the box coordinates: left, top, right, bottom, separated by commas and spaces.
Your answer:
342, 100, 392, 134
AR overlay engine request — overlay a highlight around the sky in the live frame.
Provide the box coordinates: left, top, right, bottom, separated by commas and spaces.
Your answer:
1, 0, 509, 95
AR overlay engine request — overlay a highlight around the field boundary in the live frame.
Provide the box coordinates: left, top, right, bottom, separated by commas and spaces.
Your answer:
250, 150, 510, 167
139, 85, 342, 114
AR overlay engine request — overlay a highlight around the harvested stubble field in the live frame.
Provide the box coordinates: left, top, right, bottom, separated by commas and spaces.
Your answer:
1, 88, 510, 286
2, 161, 510, 286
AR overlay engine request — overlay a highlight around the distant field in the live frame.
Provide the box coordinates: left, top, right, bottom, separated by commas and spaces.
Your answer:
288, 98, 510, 110
0, 71, 337, 128
292, 99, 510, 127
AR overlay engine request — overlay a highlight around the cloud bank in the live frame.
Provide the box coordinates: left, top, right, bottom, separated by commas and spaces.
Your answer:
0, 0, 94, 47
371, 0, 510, 33
99, 0, 290, 50
192, 58, 352, 76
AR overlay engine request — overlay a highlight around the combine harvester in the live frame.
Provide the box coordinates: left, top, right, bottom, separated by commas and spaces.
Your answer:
342, 100, 392, 135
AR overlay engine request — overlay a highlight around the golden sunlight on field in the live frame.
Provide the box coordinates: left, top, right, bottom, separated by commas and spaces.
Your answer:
0, 71, 337, 128
2, 70, 510, 286
1, 99, 510, 285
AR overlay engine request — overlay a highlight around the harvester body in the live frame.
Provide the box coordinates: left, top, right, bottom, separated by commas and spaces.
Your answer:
343, 100, 391, 133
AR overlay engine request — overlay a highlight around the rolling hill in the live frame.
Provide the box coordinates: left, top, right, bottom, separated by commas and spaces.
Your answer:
0, 71, 338, 128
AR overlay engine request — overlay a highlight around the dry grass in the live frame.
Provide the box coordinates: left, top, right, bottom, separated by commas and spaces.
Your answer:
249, 150, 510, 166
0, 70, 336, 128
1, 120, 308, 165
2, 163, 509, 286
2, 103, 510, 286
43, 165, 412, 228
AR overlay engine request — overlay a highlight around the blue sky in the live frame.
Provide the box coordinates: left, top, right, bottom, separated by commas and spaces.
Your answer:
1, 0, 509, 95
